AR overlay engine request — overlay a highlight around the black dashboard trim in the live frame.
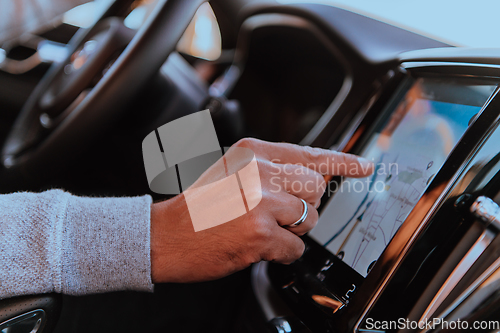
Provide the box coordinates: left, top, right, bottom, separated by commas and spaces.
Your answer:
239, 3, 451, 150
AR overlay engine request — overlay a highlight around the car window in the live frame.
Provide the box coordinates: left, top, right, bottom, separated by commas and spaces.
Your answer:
63, 0, 114, 28
278, 0, 500, 48
66, 0, 222, 60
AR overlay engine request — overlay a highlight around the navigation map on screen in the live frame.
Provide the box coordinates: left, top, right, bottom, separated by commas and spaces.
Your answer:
309, 79, 495, 277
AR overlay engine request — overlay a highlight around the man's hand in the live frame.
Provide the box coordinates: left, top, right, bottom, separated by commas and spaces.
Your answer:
150, 138, 374, 283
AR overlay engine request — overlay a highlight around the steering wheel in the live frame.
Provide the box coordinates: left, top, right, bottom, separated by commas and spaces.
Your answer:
0, 0, 206, 330
0, 0, 204, 185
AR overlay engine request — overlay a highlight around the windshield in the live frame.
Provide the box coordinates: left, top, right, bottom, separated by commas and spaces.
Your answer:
278, 0, 500, 48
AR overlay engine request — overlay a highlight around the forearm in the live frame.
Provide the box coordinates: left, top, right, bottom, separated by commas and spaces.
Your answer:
0, 190, 154, 299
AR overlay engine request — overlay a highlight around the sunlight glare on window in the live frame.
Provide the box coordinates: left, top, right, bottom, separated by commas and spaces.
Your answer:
63, 0, 114, 28
177, 2, 222, 61
276, 0, 500, 48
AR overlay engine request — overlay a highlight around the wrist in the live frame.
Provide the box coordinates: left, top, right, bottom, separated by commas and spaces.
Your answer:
150, 194, 190, 283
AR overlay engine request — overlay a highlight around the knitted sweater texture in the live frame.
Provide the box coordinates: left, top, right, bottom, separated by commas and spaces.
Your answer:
0, 190, 154, 299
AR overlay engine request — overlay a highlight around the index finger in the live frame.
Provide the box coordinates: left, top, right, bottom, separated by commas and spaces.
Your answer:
260, 141, 374, 178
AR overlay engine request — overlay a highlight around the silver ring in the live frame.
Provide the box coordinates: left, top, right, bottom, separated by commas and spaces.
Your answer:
288, 199, 308, 227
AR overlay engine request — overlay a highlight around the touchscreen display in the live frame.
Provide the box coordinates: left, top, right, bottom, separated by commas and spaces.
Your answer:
310, 78, 496, 277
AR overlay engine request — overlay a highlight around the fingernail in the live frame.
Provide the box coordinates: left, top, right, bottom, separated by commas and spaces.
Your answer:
357, 157, 374, 171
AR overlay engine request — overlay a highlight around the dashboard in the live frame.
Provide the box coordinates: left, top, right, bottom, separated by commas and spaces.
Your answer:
237, 4, 500, 333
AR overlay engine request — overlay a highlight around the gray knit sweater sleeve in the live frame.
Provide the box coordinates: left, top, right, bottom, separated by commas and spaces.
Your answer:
0, 190, 154, 299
